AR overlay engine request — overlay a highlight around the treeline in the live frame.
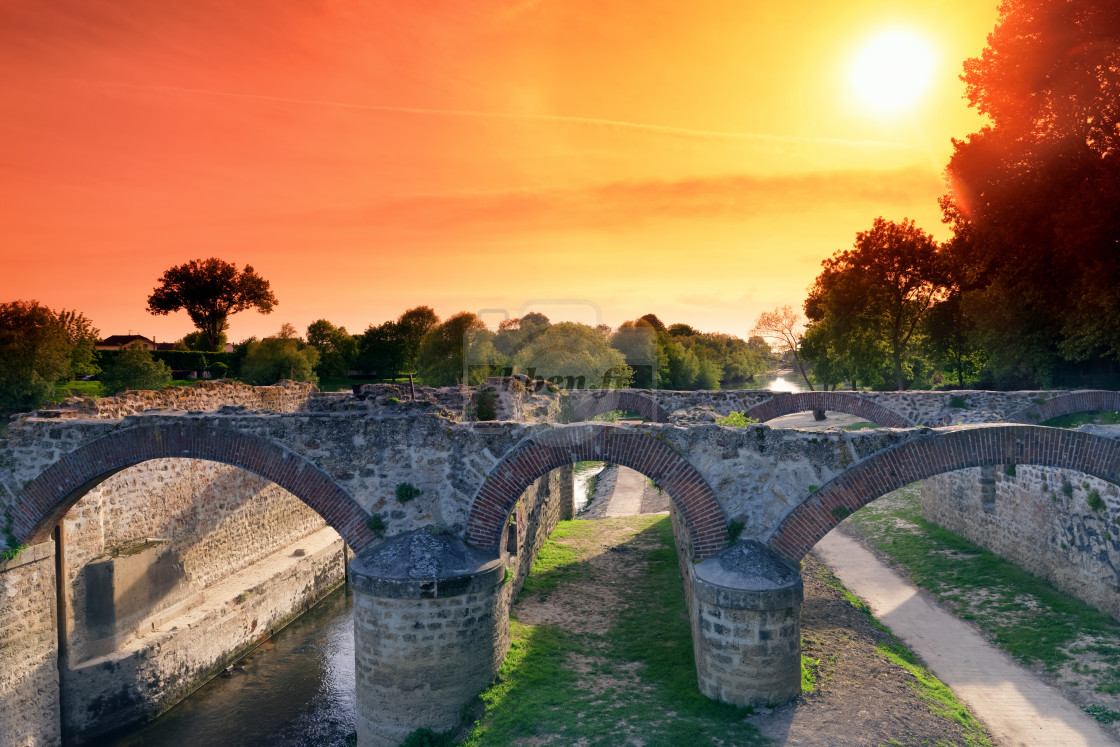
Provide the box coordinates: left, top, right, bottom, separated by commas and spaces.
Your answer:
797, 0, 1120, 391
302, 309, 773, 390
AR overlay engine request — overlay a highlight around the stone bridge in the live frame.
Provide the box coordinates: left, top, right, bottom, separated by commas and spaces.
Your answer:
4, 380, 1120, 745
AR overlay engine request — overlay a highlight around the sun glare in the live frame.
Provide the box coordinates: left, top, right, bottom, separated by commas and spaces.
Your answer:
851, 30, 936, 114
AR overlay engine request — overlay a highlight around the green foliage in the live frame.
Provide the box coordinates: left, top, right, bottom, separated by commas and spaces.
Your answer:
55, 309, 101, 379
801, 651, 820, 693
417, 312, 498, 386
1042, 411, 1120, 428
727, 519, 744, 543
401, 728, 456, 746
1004, 463, 1016, 477
0, 300, 90, 413
516, 322, 631, 389
1061, 481, 1074, 497
209, 361, 229, 379
949, 395, 968, 409
1083, 704, 1120, 724
1088, 490, 1106, 512
802, 218, 947, 391
0, 543, 27, 563
365, 514, 386, 535
306, 319, 358, 381
179, 330, 227, 352
147, 258, 277, 351
239, 330, 319, 385
830, 506, 852, 520
715, 411, 758, 427
474, 386, 498, 420
395, 482, 422, 503
100, 343, 173, 395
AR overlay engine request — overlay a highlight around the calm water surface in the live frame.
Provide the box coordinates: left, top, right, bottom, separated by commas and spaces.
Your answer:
96, 585, 356, 747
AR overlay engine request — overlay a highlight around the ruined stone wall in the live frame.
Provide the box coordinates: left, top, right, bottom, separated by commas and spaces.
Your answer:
0, 541, 60, 747
921, 466, 1120, 619
29, 380, 316, 420
61, 459, 329, 664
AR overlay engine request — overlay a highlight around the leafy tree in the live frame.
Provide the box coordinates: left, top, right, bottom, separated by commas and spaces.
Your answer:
240, 328, 319, 385
417, 312, 496, 386
667, 323, 698, 338
307, 319, 358, 381
358, 321, 405, 380
0, 301, 75, 412
514, 322, 631, 389
941, 0, 1120, 383
803, 218, 947, 390
147, 258, 277, 352
56, 309, 101, 379
751, 306, 814, 390
610, 319, 660, 388
397, 306, 440, 373
100, 343, 173, 395
493, 312, 551, 357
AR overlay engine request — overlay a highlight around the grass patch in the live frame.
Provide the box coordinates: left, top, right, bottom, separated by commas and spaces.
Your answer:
839, 421, 879, 431
801, 650, 820, 693
1042, 410, 1120, 428
467, 516, 763, 745
53, 380, 105, 399
849, 484, 1120, 695
715, 411, 759, 427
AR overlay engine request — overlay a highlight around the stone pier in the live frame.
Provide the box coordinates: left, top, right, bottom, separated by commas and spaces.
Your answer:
349, 530, 507, 747
688, 541, 804, 706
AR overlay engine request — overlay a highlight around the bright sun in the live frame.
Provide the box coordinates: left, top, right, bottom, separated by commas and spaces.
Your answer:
851, 30, 935, 114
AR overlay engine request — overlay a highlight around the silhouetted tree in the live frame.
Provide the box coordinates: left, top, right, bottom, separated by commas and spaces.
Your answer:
307, 319, 358, 381
147, 258, 277, 352
751, 306, 813, 391
0, 301, 79, 412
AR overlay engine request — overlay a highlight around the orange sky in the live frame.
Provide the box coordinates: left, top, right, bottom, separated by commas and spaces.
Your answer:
0, 0, 999, 343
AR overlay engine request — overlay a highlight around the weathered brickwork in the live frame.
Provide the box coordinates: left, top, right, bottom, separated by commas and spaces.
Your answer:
922, 465, 1120, 619
0, 542, 60, 747
769, 425, 1120, 562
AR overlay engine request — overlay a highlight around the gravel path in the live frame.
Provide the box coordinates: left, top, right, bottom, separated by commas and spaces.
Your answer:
815, 529, 1117, 746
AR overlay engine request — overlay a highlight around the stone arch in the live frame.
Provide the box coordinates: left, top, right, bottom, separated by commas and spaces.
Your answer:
10, 423, 378, 550
767, 425, 1120, 562
568, 391, 670, 423
1005, 390, 1120, 425
466, 424, 728, 558
744, 392, 914, 428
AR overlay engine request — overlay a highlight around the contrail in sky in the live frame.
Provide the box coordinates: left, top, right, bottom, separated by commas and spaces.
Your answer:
101, 82, 916, 150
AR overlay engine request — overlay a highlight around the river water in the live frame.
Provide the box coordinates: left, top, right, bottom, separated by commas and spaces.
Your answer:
95, 586, 357, 747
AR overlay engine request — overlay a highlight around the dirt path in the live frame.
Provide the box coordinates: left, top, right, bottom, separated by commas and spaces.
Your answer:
815, 528, 1117, 746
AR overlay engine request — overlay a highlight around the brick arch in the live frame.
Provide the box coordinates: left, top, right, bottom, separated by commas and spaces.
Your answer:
744, 392, 914, 428
466, 425, 728, 558
768, 425, 1120, 562
568, 391, 670, 423
1005, 390, 1120, 425
10, 423, 378, 551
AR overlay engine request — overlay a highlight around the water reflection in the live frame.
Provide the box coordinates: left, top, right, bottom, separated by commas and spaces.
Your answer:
95, 586, 355, 747
752, 371, 808, 393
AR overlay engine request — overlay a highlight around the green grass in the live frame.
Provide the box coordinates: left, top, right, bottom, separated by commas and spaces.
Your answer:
838, 421, 879, 431
1042, 410, 1120, 428
52, 380, 105, 399
849, 484, 1120, 696
465, 516, 764, 746
813, 563, 991, 746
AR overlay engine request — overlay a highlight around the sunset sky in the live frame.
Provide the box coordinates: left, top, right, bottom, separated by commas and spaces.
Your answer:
1, 0, 1000, 343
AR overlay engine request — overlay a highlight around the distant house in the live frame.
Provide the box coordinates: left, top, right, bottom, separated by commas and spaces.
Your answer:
96, 335, 157, 351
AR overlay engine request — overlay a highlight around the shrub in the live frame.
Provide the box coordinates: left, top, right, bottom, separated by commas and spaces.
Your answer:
949, 395, 967, 409
366, 515, 386, 536
396, 482, 422, 503
1087, 490, 1106, 512
716, 411, 759, 427
100, 343, 173, 394
1061, 481, 1074, 497
474, 386, 498, 421
209, 361, 229, 379
831, 506, 852, 520
1004, 463, 1016, 477
240, 334, 319, 385
727, 519, 745, 543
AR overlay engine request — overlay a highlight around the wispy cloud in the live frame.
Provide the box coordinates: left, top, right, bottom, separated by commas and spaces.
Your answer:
300, 165, 943, 233
101, 82, 916, 149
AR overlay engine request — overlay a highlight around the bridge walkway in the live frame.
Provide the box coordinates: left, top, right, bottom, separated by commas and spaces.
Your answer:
815, 529, 1115, 746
